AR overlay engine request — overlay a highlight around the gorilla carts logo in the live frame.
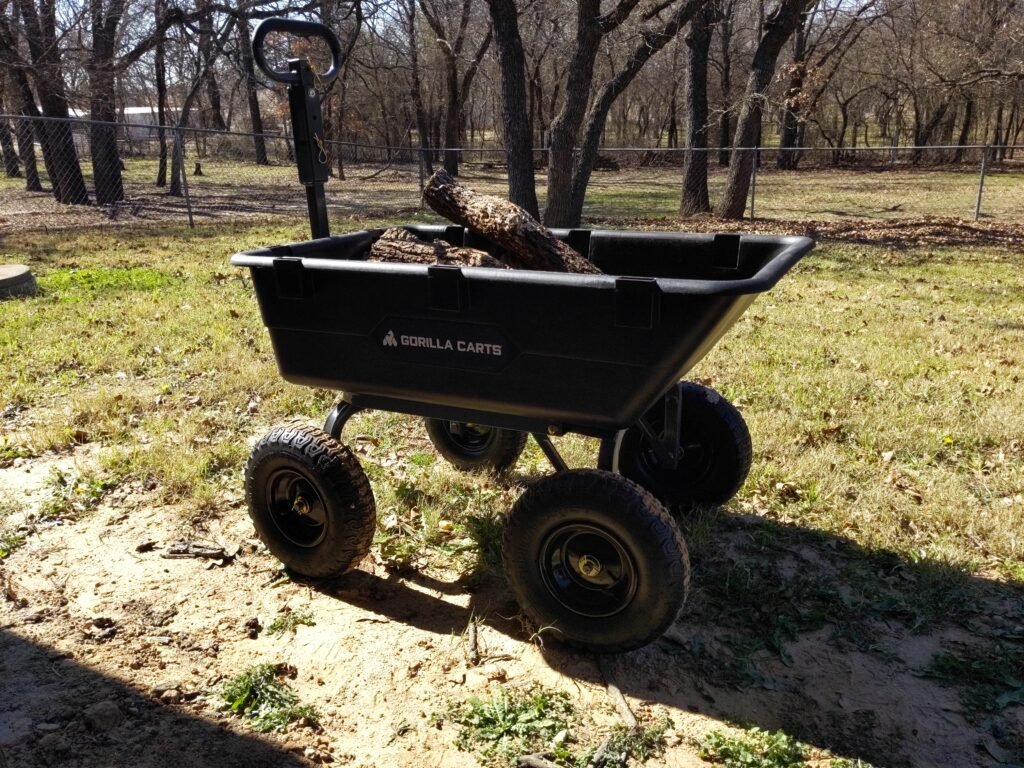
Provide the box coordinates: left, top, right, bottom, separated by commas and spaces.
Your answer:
374, 317, 516, 372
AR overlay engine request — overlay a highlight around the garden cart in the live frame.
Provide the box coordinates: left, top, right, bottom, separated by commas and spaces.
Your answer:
234, 19, 815, 652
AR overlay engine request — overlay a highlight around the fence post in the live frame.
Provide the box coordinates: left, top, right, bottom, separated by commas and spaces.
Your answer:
974, 147, 989, 221
174, 128, 195, 229
417, 150, 425, 208
749, 147, 759, 219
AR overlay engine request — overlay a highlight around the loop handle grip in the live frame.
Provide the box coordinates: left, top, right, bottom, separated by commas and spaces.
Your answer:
252, 18, 342, 85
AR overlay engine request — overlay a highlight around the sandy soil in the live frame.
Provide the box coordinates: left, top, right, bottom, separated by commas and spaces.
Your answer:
2, 444, 1022, 768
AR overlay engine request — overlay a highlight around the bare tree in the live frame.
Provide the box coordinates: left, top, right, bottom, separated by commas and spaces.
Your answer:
7, 0, 90, 204
715, 0, 816, 219
564, 0, 711, 225
680, 1, 716, 214
776, 1, 881, 169
236, 13, 268, 165
484, 0, 539, 216
417, 0, 491, 175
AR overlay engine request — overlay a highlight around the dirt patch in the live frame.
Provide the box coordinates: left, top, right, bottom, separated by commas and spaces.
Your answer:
2, 452, 1022, 767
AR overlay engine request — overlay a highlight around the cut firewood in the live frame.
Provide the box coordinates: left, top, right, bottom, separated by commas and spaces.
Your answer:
368, 227, 509, 269
422, 169, 603, 274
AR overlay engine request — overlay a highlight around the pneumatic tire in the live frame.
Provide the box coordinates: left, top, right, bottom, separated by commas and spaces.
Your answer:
599, 381, 752, 506
501, 469, 689, 653
424, 418, 527, 471
244, 425, 376, 578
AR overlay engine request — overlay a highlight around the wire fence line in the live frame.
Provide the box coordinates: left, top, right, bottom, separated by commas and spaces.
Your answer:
0, 114, 1021, 233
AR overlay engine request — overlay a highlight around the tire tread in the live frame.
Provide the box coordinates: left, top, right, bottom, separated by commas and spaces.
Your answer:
245, 425, 376, 578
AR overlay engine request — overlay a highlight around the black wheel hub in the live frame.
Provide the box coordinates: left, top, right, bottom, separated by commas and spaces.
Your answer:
265, 468, 328, 547
539, 523, 637, 618
444, 422, 495, 455
622, 414, 715, 494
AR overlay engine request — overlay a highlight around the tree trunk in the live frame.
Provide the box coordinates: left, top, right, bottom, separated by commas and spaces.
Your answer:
952, 98, 974, 163
199, 7, 227, 130
7, 65, 47, 192
681, 3, 714, 215
423, 169, 600, 273
89, 71, 125, 204
406, 0, 433, 175
777, 12, 806, 170
237, 16, 268, 165
484, 0, 539, 218
0, 119, 20, 177
715, 0, 815, 220
666, 89, 678, 148
565, 0, 709, 227
911, 98, 950, 164
89, 0, 126, 205
154, 0, 168, 186
15, 0, 90, 204
716, 6, 734, 167
442, 61, 461, 175
543, 0, 601, 227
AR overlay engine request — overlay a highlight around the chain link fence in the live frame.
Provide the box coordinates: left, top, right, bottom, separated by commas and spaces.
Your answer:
1, 114, 1021, 233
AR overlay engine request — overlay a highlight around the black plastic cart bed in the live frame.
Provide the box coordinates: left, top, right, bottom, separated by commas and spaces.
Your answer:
235, 18, 815, 653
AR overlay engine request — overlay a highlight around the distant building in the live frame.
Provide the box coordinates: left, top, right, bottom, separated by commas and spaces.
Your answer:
69, 106, 179, 143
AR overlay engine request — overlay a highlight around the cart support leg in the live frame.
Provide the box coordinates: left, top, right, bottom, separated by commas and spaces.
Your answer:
532, 434, 569, 473
324, 400, 361, 441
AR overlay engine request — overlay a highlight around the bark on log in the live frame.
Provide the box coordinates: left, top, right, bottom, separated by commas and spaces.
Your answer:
368, 228, 509, 269
423, 169, 602, 274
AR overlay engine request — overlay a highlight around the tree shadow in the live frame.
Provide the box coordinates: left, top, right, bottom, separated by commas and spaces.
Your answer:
308, 510, 1024, 768
0, 628, 311, 768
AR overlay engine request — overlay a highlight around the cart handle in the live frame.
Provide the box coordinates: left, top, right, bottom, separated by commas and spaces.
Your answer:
252, 18, 342, 85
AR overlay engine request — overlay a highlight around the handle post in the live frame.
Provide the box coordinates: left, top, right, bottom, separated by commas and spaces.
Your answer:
252, 18, 342, 238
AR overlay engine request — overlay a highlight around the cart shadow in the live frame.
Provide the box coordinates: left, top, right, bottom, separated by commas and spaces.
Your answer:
0, 628, 309, 768
549, 512, 1024, 768
312, 511, 1023, 768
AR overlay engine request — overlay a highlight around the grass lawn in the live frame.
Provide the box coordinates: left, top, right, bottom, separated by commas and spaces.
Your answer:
2, 218, 1022, 765
1, 219, 1021, 574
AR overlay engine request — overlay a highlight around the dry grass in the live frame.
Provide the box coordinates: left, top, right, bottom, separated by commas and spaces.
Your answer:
2, 216, 1022, 766
2, 161, 1022, 235
0, 219, 1021, 581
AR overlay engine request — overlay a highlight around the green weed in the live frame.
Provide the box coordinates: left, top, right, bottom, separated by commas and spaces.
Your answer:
448, 687, 576, 768
601, 718, 673, 763
266, 607, 316, 635
697, 727, 806, 768
0, 437, 34, 467
220, 663, 320, 733
36, 467, 116, 521
918, 645, 1024, 714
0, 531, 26, 560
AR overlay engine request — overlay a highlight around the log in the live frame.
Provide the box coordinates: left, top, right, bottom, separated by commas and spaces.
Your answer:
422, 169, 602, 274
368, 228, 509, 269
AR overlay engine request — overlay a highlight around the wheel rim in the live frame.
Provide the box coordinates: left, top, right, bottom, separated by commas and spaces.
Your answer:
539, 523, 638, 618
616, 404, 716, 497
265, 468, 328, 547
633, 429, 714, 484
444, 422, 495, 456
